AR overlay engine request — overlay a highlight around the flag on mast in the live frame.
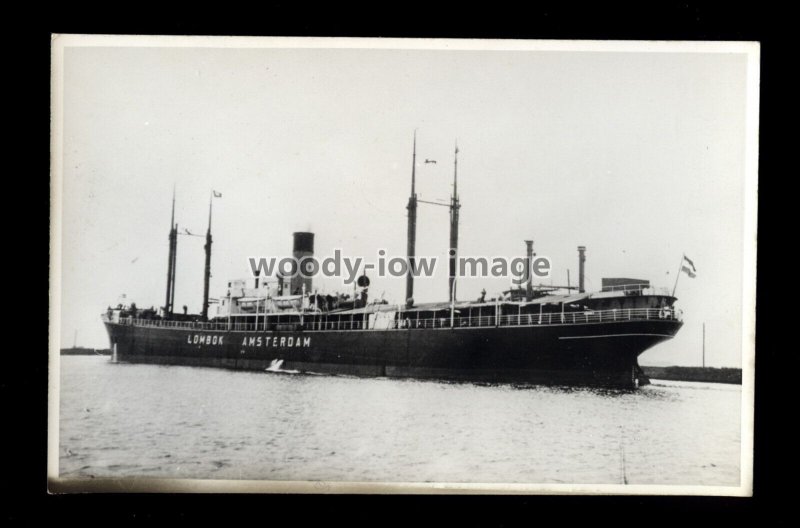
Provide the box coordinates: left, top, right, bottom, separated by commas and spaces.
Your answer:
213, 190, 222, 198
681, 255, 697, 278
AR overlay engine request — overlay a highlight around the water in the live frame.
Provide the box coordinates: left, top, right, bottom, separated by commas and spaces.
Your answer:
58, 356, 741, 486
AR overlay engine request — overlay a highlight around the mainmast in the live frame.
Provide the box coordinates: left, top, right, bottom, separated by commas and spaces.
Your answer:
164, 187, 178, 315
448, 141, 460, 303
405, 130, 418, 308
201, 192, 213, 320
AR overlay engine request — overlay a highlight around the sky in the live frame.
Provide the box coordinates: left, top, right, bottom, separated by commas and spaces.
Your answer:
53, 38, 758, 367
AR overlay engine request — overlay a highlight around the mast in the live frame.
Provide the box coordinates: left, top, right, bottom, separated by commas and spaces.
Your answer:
405, 130, 418, 307
702, 322, 706, 368
448, 141, 460, 303
164, 187, 177, 315
170, 221, 177, 314
671, 255, 683, 297
201, 192, 213, 320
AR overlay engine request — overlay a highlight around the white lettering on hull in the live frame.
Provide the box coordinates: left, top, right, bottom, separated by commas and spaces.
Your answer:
187, 334, 224, 345
186, 333, 310, 348
235, 335, 312, 348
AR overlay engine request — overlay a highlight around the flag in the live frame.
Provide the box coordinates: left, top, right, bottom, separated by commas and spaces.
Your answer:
213, 190, 222, 198
681, 265, 696, 278
683, 254, 696, 272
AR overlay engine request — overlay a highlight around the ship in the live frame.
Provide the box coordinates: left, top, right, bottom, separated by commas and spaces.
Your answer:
102, 136, 683, 389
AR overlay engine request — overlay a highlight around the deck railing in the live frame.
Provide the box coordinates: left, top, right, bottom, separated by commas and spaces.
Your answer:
600, 284, 672, 295
110, 307, 681, 332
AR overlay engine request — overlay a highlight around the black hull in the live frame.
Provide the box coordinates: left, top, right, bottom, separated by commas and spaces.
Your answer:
104, 318, 681, 388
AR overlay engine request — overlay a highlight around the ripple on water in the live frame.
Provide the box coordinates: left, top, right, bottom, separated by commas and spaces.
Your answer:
58, 356, 742, 485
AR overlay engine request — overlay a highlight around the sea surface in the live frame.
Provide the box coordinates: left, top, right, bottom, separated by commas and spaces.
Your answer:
58, 356, 742, 486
